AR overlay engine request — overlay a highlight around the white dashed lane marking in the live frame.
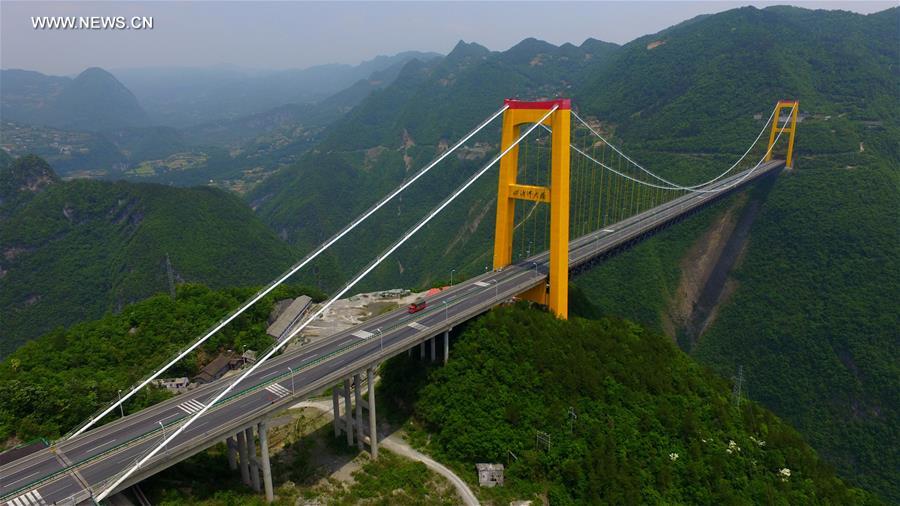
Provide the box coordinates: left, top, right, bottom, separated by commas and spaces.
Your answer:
407, 322, 428, 331
352, 330, 373, 340
6, 489, 48, 506
265, 383, 291, 398
177, 399, 205, 414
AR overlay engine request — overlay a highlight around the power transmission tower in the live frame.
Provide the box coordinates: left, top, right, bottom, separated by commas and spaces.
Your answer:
165, 253, 176, 299
731, 365, 744, 408
536, 431, 551, 453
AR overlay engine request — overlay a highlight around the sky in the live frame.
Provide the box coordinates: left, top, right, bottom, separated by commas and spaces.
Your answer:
1, 1, 894, 75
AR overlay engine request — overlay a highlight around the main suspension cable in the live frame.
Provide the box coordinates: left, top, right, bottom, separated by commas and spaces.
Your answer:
572, 103, 779, 190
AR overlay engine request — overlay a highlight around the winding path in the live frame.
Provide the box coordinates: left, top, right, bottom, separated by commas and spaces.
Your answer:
293, 399, 479, 505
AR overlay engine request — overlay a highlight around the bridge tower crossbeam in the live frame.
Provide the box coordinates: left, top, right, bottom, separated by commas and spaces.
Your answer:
493, 98, 571, 319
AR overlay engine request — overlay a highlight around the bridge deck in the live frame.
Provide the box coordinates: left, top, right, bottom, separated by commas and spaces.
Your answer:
0, 160, 784, 505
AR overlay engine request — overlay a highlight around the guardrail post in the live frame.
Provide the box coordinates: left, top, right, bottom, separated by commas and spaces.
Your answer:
258, 420, 274, 503
367, 366, 378, 459
332, 387, 341, 437
354, 373, 363, 450
226, 436, 238, 471
246, 426, 261, 492
343, 378, 354, 446
237, 430, 251, 486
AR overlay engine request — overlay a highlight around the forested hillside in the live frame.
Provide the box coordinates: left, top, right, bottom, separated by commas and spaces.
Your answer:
0, 155, 299, 356
569, 6, 899, 501
380, 302, 878, 504
249, 38, 621, 291
0, 283, 320, 443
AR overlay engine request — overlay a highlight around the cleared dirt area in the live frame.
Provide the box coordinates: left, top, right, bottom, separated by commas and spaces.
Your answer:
665, 195, 745, 339
666, 181, 773, 350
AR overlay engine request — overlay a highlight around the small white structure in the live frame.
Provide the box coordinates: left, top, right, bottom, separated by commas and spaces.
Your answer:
151, 377, 190, 394
379, 288, 410, 298
476, 463, 504, 487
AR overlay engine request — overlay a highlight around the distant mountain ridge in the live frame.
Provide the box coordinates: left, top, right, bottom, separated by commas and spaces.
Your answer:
1, 52, 441, 186
111, 51, 443, 127
1, 67, 150, 131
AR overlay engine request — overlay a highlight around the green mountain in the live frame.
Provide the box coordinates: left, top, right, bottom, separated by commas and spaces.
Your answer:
0, 67, 150, 131
0, 283, 320, 442
380, 301, 878, 504
577, 6, 898, 156
568, 6, 899, 501
0, 155, 298, 357
246, 5, 897, 501
248, 38, 621, 290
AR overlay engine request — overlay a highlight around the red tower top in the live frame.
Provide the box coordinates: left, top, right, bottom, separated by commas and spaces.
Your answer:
504, 98, 571, 110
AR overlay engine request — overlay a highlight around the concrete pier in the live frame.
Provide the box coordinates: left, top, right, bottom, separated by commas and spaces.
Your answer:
246, 426, 260, 492
443, 330, 449, 364
332, 387, 341, 437
354, 373, 363, 450
343, 378, 353, 446
258, 421, 274, 503
367, 367, 378, 459
331, 369, 380, 459
226, 436, 237, 471
236, 430, 250, 486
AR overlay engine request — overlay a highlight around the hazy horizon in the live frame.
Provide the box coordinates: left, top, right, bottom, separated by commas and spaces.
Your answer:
1, 1, 894, 76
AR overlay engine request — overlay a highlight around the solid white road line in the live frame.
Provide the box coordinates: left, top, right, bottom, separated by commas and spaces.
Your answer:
7, 471, 41, 487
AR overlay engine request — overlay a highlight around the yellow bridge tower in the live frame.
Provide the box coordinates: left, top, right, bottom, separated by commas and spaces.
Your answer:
492, 99, 571, 319
766, 99, 799, 168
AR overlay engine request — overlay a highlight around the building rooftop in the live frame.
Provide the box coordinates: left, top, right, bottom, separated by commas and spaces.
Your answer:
266, 295, 313, 338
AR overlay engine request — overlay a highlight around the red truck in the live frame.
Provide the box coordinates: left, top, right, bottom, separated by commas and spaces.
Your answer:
407, 297, 428, 314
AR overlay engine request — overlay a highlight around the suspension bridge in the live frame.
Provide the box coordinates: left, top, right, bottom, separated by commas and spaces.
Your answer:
0, 98, 798, 506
